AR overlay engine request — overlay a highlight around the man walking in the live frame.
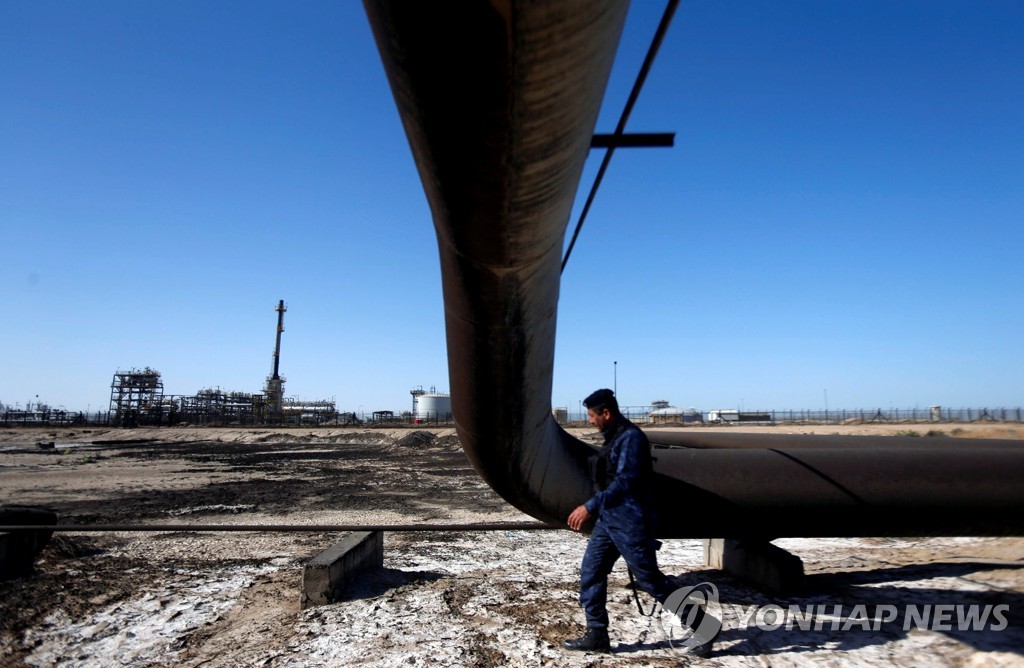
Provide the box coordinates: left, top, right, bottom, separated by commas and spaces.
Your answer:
564, 388, 716, 657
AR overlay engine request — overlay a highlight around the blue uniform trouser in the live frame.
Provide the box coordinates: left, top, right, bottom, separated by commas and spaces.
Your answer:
579, 519, 671, 629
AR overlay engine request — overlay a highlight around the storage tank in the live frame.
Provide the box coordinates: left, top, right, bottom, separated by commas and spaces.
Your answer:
413, 391, 452, 421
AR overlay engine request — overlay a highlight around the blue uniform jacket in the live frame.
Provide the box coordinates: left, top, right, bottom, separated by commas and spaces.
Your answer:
583, 417, 657, 532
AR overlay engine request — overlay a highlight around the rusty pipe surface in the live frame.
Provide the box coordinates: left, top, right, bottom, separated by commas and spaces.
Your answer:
645, 430, 1024, 450
649, 447, 1024, 537
365, 0, 630, 526
365, 1, 1024, 536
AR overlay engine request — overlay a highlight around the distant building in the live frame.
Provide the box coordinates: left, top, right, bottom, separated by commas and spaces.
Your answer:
706, 409, 739, 423
648, 404, 702, 424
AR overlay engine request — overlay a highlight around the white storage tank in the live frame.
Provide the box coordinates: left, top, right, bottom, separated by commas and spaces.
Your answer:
414, 392, 452, 421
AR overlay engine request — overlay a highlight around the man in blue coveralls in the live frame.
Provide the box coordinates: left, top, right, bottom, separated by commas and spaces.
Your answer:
563, 388, 715, 657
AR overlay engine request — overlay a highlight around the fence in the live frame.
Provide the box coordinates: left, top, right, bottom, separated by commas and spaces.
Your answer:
0, 409, 455, 429
2, 406, 1021, 429
0, 410, 113, 428
740, 407, 1022, 425
564, 406, 1024, 426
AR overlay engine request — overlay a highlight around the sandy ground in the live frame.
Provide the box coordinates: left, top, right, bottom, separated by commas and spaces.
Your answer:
1, 424, 1022, 667
0, 420, 1020, 447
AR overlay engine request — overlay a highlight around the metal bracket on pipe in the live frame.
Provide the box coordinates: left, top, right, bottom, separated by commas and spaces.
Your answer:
591, 132, 674, 148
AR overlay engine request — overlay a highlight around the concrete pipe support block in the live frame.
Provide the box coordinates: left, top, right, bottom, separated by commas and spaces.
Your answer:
301, 531, 384, 609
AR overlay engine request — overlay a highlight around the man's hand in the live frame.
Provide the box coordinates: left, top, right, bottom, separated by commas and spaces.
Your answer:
567, 504, 591, 531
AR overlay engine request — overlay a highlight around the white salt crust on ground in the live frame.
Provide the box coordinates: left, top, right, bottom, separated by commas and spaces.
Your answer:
1, 428, 1021, 667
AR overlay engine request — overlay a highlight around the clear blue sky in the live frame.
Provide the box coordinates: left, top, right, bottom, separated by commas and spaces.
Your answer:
2, 1, 1021, 414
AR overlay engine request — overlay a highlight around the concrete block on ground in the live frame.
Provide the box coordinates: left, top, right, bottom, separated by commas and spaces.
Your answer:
704, 537, 805, 594
301, 530, 383, 609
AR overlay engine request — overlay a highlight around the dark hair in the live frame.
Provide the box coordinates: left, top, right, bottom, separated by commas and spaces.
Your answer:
583, 388, 619, 415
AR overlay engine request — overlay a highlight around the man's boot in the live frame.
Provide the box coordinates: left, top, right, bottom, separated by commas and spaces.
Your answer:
681, 610, 719, 658
667, 597, 719, 658
686, 636, 714, 658
562, 627, 610, 652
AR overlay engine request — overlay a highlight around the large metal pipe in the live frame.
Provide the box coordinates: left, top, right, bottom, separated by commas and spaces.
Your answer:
649, 447, 1024, 537
645, 430, 1024, 450
365, 0, 629, 526
365, 1, 1024, 537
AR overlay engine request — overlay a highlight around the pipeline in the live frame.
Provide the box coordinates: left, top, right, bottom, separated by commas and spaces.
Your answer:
644, 430, 1024, 450
0, 522, 558, 533
365, 0, 627, 528
365, 1, 1024, 537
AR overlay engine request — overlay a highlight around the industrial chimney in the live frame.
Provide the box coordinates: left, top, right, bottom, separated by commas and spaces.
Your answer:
263, 300, 286, 419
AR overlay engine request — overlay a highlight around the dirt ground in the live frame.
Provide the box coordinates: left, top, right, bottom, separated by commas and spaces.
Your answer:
1, 424, 1022, 667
